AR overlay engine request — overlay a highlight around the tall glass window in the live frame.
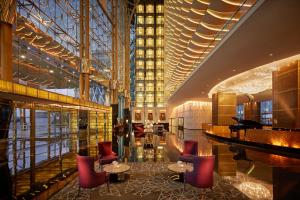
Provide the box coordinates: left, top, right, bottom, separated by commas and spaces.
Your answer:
236, 104, 244, 120
260, 100, 272, 125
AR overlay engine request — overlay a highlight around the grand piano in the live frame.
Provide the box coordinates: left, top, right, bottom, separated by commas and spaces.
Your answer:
229, 117, 263, 138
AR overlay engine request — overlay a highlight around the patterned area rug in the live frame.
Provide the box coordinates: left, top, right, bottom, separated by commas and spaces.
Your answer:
50, 162, 250, 200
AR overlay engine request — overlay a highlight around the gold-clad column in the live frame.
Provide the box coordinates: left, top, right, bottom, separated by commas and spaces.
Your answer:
244, 101, 260, 121
212, 92, 236, 125
0, 0, 16, 81
273, 61, 300, 129
124, 0, 130, 109
111, 0, 119, 104
79, 0, 90, 101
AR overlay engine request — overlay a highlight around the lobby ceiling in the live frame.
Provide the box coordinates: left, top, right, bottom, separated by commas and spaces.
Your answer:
164, 0, 257, 96
167, 0, 300, 106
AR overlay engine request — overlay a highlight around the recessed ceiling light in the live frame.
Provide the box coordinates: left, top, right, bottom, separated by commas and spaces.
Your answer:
269, 53, 273, 56
27, 47, 31, 50
46, 57, 50, 60
233, 69, 236, 72
20, 55, 26, 59
49, 70, 54, 73
68, 79, 71, 82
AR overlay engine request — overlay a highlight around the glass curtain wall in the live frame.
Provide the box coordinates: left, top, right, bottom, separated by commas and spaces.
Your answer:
6, 103, 111, 197
5, 0, 115, 198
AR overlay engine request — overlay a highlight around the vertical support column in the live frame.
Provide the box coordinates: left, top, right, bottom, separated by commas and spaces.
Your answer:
12, 105, 17, 197
273, 60, 300, 129
212, 144, 237, 176
79, 0, 90, 101
0, 0, 16, 82
0, 100, 13, 199
124, 0, 130, 109
0, 3, 16, 195
111, 0, 119, 104
29, 103, 35, 188
244, 101, 261, 121
87, 110, 90, 155
212, 92, 236, 126
59, 108, 63, 173
47, 111, 51, 160
95, 111, 98, 144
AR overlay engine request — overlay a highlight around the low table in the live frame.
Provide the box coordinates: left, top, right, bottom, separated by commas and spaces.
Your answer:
103, 163, 131, 182
168, 163, 193, 191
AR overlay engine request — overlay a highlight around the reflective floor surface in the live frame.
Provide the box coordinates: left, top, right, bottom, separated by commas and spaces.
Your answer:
49, 130, 299, 199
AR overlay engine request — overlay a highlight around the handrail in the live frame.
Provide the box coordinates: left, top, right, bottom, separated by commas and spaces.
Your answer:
0, 79, 111, 112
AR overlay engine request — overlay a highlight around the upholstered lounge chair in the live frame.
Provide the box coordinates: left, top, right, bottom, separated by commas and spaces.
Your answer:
76, 155, 109, 193
186, 155, 215, 188
98, 141, 118, 165
178, 140, 198, 163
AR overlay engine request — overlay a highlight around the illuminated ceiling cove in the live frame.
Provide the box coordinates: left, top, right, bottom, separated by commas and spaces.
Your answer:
208, 54, 300, 97
164, 0, 257, 96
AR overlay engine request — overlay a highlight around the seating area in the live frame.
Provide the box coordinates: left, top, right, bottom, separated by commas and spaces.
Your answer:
98, 142, 118, 165
51, 134, 252, 200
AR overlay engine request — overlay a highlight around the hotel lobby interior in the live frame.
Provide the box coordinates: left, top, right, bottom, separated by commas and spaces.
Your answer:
0, 0, 300, 199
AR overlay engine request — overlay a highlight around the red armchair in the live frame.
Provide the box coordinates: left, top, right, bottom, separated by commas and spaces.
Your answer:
179, 140, 198, 163
132, 123, 145, 138
186, 156, 215, 188
76, 155, 109, 192
98, 141, 118, 165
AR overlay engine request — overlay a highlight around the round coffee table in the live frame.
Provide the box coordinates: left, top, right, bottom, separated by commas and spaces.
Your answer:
168, 163, 193, 191
103, 163, 131, 182
168, 163, 193, 173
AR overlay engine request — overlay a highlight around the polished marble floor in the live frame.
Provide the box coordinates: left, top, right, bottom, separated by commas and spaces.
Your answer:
50, 130, 276, 199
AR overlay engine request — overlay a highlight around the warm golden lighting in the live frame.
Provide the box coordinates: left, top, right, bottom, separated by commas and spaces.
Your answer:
136, 49, 144, 58
146, 27, 154, 36
136, 60, 144, 69
165, 0, 256, 96
136, 27, 144, 35
209, 55, 300, 97
146, 16, 154, 24
156, 16, 164, 24
137, 16, 144, 24
146, 49, 154, 58
156, 5, 164, 13
136, 38, 144, 47
156, 27, 164, 36
134, 2, 165, 109
146, 38, 154, 47
146, 4, 154, 13
137, 4, 144, 13
156, 38, 163, 47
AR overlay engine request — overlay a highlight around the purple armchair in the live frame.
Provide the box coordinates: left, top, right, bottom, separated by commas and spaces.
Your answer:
179, 140, 198, 163
186, 156, 215, 188
98, 142, 118, 165
76, 155, 109, 192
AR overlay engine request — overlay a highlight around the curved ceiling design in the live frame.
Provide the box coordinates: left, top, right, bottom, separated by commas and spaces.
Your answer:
208, 54, 300, 97
167, 0, 300, 106
164, 0, 257, 96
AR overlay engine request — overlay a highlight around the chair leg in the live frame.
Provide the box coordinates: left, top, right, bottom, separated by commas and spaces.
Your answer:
107, 175, 110, 192
77, 186, 81, 197
107, 180, 110, 192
